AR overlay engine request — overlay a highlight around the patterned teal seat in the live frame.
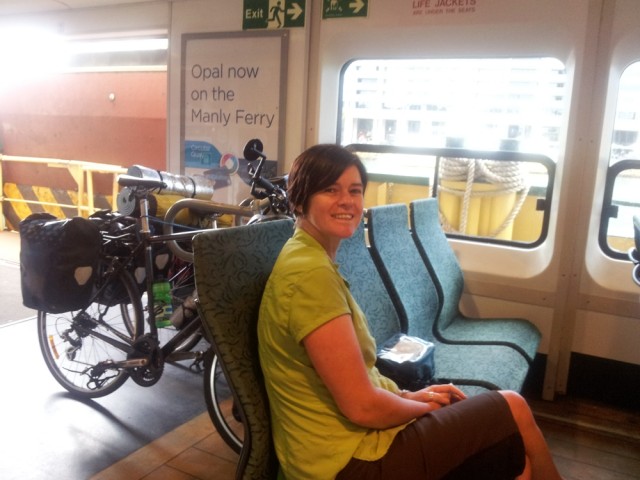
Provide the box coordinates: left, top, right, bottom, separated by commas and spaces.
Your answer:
336, 219, 402, 346
410, 198, 541, 364
367, 204, 532, 392
193, 219, 294, 480
338, 220, 488, 396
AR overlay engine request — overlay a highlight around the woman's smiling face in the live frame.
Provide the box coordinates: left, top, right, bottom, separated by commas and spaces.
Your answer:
297, 165, 364, 257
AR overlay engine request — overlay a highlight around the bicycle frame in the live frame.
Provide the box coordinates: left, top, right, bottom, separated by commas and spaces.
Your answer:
66, 178, 213, 374
118, 177, 211, 355
162, 197, 271, 263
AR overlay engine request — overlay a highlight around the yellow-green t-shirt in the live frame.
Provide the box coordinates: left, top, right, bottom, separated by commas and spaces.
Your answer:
258, 228, 407, 480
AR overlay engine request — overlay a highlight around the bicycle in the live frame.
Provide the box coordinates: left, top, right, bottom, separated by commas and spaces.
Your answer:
34, 139, 289, 404
34, 184, 208, 398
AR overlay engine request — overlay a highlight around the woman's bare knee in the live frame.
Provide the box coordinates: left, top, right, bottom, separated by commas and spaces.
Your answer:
499, 390, 534, 427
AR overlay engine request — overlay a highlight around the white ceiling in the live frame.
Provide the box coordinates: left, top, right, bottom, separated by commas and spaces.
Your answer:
0, 0, 161, 16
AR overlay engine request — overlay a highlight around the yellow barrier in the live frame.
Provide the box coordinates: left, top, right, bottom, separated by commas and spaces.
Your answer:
0, 154, 126, 230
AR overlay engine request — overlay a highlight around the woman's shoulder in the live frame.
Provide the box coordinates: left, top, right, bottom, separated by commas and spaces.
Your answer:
277, 230, 333, 271
269, 241, 340, 296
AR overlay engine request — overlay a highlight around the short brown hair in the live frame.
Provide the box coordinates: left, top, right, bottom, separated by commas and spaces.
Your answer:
287, 144, 368, 216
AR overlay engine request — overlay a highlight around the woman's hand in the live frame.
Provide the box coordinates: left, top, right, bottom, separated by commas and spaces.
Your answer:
402, 383, 467, 407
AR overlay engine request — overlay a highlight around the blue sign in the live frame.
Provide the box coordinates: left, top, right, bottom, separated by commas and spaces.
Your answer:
184, 140, 221, 169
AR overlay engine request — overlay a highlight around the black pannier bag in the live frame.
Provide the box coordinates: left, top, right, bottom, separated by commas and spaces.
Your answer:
88, 210, 172, 307
20, 213, 102, 313
88, 210, 138, 307
95, 263, 133, 307
95, 246, 172, 307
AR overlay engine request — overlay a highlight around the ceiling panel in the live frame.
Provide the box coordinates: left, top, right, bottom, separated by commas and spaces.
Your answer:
0, 0, 161, 16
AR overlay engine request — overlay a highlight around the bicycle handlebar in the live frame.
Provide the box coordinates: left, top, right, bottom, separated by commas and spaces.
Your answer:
118, 174, 167, 191
162, 138, 291, 262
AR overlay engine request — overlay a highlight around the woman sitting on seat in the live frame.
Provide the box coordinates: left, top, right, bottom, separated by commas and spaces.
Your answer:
257, 144, 562, 480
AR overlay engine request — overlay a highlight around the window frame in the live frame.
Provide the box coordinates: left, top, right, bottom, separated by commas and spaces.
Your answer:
599, 159, 640, 260
347, 143, 556, 249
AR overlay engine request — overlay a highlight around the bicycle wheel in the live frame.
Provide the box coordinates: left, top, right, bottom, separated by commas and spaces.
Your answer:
166, 261, 203, 352
37, 269, 144, 398
203, 350, 244, 453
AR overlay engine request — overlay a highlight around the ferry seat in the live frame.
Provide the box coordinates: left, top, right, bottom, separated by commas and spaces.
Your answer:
336, 218, 403, 346
339, 217, 484, 390
193, 218, 294, 480
409, 198, 541, 364
366, 204, 533, 393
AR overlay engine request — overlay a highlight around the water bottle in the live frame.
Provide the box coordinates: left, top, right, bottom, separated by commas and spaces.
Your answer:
152, 280, 173, 328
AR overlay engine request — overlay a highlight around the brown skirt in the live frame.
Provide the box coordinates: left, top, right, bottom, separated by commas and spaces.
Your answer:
336, 391, 525, 480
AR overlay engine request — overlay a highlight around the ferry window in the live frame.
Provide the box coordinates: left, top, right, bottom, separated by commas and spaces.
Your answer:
601, 62, 640, 259
338, 58, 566, 247
0, 28, 167, 82
66, 36, 168, 71
0, 29, 168, 172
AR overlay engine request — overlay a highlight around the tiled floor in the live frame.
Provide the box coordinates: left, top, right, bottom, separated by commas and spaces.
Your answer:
89, 395, 640, 480
90, 409, 238, 480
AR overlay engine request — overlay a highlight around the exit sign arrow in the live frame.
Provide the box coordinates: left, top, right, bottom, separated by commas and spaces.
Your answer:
323, 0, 368, 19
349, 0, 365, 14
288, 2, 303, 20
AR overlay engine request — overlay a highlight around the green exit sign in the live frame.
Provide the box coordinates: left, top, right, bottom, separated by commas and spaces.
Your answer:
322, 0, 368, 19
243, 0, 305, 30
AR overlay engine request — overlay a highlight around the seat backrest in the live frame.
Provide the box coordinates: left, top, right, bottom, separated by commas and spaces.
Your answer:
410, 198, 464, 330
335, 218, 402, 346
366, 204, 441, 340
193, 219, 294, 480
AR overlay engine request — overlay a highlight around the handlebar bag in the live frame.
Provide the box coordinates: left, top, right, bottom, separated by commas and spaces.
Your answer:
376, 333, 436, 391
20, 213, 101, 313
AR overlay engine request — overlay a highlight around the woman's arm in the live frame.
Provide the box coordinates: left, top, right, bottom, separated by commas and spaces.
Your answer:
303, 314, 439, 429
